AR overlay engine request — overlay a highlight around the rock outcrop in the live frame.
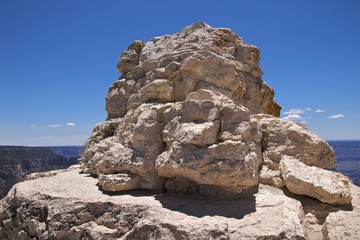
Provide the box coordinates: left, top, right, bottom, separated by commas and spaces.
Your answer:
1, 22, 360, 239
80, 22, 335, 197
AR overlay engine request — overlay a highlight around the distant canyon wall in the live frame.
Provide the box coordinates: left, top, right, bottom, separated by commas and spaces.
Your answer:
0, 146, 82, 198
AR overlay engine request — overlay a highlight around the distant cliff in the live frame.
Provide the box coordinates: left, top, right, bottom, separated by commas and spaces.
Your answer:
47, 146, 83, 159
329, 140, 360, 186
1, 23, 359, 239
0, 146, 82, 198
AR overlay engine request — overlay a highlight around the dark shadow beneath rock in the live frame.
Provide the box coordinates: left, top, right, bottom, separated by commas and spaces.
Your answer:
282, 187, 353, 224
99, 184, 256, 219
154, 190, 256, 219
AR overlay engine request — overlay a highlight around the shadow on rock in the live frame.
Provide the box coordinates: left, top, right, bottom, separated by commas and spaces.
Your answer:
154, 191, 256, 219
282, 187, 353, 225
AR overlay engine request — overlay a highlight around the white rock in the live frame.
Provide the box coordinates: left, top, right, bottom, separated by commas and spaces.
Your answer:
0, 169, 308, 239
259, 165, 285, 188
98, 172, 141, 191
280, 156, 352, 205
255, 114, 335, 169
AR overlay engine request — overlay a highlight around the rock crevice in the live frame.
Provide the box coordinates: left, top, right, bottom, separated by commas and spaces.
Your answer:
1, 22, 359, 239
81, 22, 339, 201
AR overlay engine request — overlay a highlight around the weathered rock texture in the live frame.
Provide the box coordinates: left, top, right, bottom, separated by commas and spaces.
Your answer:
80, 22, 335, 197
1, 166, 359, 239
1, 22, 359, 239
280, 156, 352, 205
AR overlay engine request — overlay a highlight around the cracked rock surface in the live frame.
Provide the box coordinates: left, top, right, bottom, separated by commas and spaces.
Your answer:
80, 22, 336, 197
1, 22, 359, 239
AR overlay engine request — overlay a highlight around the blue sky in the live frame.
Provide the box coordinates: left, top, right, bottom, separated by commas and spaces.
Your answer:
0, 0, 359, 146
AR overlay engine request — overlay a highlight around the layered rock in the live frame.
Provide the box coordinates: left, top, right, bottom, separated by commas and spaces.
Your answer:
256, 114, 335, 169
255, 114, 336, 189
1, 22, 359, 239
81, 22, 336, 197
0, 167, 308, 239
156, 89, 263, 195
1, 166, 359, 239
106, 22, 280, 120
280, 156, 352, 205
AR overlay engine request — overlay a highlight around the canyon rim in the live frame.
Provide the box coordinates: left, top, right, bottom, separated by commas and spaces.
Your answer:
1, 22, 359, 240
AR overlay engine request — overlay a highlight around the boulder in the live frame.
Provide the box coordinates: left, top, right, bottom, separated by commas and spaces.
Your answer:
155, 89, 262, 195
280, 156, 352, 205
255, 114, 335, 169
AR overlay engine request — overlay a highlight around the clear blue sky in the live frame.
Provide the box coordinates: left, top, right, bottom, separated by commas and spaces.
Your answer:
1, 0, 359, 146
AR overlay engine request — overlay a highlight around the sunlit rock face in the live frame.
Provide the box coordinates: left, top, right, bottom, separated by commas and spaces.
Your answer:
80, 22, 337, 199
2, 22, 360, 240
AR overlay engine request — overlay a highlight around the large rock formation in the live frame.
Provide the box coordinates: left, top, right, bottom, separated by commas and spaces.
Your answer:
80, 22, 337, 198
1, 22, 359, 239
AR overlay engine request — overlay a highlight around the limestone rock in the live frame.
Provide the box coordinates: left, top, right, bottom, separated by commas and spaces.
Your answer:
1, 21, 360, 239
98, 172, 141, 192
156, 89, 263, 195
280, 156, 352, 205
82, 104, 167, 191
259, 165, 285, 188
140, 79, 174, 102
106, 22, 281, 120
89, 21, 285, 193
322, 210, 360, 240
117, 40, 145, 75
255, 114, 335, 169
80, 22, 340, 197
0, 168, 308, 239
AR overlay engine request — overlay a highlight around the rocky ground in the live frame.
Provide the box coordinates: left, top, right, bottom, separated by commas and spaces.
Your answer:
1, 22, 359, 239
0, 166, 359, 239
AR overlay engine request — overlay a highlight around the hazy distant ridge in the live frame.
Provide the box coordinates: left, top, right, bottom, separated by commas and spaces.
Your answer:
329, 141, 360, 185
0, 146, 81, 198
46, 146, 83, 159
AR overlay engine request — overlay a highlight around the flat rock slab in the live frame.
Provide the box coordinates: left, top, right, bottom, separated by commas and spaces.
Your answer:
1, 166, 307, 239
280, 156, 352, 205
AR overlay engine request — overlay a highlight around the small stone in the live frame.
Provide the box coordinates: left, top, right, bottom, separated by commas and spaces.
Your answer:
98, 172, 141, 192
